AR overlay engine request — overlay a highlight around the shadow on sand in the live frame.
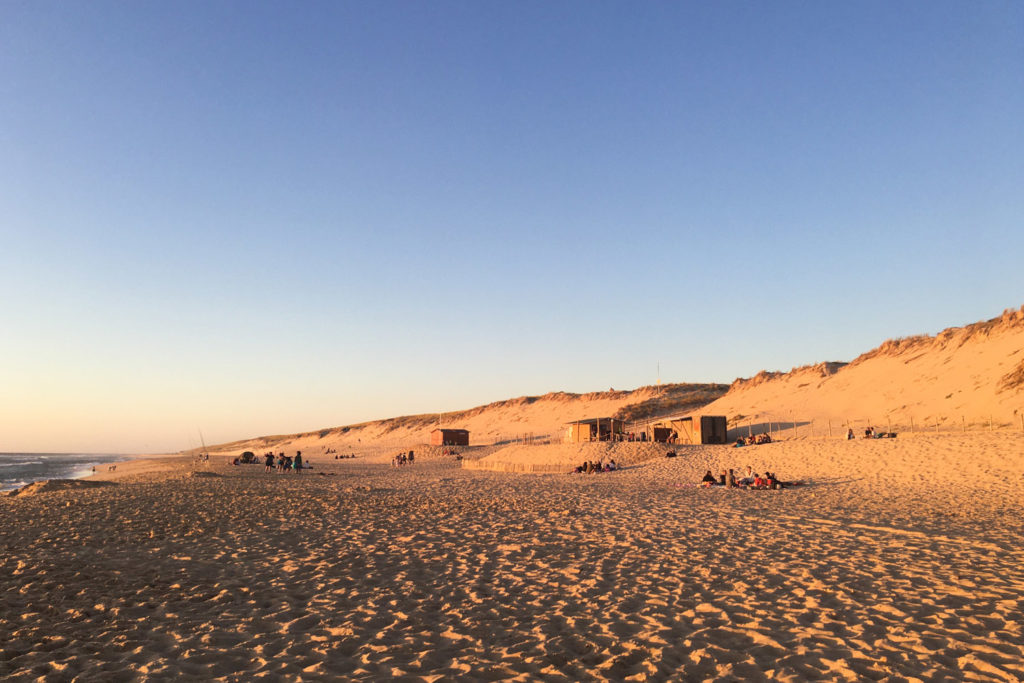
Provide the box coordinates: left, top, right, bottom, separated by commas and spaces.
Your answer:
727, 421, 811, 440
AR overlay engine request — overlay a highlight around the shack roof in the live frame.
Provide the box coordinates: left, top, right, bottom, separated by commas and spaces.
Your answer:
431, 428, 469, 434
564, 417, 623, 425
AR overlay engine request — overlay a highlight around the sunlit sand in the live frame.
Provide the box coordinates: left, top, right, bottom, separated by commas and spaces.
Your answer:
2, 430, 1022, 680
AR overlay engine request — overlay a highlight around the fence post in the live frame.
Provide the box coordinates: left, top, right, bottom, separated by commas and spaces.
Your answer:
962, 416, 966, 433
828, 419, 832, 438
910, 416, 915, 433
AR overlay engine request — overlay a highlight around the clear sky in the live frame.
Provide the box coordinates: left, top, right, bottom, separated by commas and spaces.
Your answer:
2, 2, 1022, 453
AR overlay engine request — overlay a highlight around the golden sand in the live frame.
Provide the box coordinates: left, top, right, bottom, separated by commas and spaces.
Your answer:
2, 432, 1023, 680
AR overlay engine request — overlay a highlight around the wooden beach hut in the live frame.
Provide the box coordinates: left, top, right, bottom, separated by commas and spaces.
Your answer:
431, 428, 470, 446
565, 418, 626, 443
648, 415, 727, 445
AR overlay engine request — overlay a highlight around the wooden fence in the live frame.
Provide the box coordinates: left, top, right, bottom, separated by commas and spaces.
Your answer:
727, 413, 1024, 440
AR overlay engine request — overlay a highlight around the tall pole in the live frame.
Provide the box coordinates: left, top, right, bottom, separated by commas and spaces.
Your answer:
198, 429, 208, 470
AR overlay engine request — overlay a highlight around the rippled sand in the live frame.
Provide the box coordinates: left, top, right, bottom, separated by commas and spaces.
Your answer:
2, 432, 1023, 681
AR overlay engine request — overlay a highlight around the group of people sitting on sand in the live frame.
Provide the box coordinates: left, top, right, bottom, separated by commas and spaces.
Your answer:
262, 451, 306, 473
332, 453, 356, 459
572, 459, 618, 474
392, 451, 415, 467
701, 465, 797, 490
734, 433, 772, 447
847, 427, 898, 440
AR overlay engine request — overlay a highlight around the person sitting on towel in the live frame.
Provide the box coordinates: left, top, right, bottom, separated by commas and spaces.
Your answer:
701, 470, 717, 487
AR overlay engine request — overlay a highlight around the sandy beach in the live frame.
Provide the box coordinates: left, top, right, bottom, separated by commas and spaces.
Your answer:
2, 431, 1023, 681
6, 2, 1022, 679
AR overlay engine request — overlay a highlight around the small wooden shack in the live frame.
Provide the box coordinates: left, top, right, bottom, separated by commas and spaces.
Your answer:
648, 415, 727, 445
431, 428, 469, 446
565, 418, 626, 443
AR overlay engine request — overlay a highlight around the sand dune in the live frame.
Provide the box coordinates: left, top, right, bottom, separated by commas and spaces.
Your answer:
200, 383, 728, 459
195, 307, 1024, 461
707, 306, 1024, 432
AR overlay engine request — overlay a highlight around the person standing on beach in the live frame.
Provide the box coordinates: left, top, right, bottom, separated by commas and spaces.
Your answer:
264, 452, 274, 473
293, 451, 303, 474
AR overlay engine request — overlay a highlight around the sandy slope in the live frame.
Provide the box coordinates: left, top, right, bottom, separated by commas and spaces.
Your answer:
199, 384, 728, 459
2, 431, 1023, 681
193, 307, 1024, 461
705, 306, 1024, 432
464, 442, 678, 473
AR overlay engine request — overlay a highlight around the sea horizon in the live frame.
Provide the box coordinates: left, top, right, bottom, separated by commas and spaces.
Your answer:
0, 452, 134, 492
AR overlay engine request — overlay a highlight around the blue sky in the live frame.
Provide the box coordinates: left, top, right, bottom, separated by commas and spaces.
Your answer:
2, 2, 1021, 452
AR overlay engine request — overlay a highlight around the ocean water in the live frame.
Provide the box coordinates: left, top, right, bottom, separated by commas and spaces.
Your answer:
0, 453, 130, 492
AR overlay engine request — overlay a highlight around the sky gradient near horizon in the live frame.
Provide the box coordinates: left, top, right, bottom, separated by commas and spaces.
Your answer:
3, 2, 1022, 453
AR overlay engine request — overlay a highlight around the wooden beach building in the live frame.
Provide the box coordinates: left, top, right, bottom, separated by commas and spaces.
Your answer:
648, 415, 728, 445
565, 418, 626, 443
431, 428, 470, 446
